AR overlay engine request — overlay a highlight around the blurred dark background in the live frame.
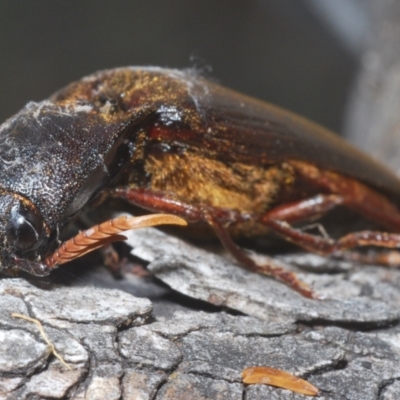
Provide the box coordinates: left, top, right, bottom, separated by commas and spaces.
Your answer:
0, 0, 368, 133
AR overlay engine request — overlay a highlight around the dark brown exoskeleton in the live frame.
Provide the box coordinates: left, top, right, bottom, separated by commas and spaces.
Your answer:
2, 67, 400, 298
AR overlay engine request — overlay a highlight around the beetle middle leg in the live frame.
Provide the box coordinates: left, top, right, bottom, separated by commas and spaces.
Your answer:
202, 210, 315, 297
112, 187, 316, 297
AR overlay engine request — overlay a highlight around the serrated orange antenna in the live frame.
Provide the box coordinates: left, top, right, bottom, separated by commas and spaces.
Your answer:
45, 214, 187, 268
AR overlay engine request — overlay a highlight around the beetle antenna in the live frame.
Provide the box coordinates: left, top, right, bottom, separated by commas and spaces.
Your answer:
45, 214, 187, 268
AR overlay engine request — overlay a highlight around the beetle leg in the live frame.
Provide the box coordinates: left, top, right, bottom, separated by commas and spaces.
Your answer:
262, 219, 336, 254
100, 244, 122, 277
265, 194, 344, 223
113, 187, 316, 297
291, 160, 400, 231
112, 188, 245, 223
338, 231, 400, 250
262, 216, 400, 266
258, 195, 345, 254
340, 250, 400, 267
336, 232, 400, 267
202, 210, 315, 298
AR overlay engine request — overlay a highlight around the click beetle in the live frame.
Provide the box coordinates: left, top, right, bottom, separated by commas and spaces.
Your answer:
2, 67, 400, 297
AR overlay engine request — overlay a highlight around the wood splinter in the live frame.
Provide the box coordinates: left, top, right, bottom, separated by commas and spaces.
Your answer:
242, 366, 319, 396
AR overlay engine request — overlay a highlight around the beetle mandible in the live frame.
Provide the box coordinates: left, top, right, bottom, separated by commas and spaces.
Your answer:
2, 67, 400, 298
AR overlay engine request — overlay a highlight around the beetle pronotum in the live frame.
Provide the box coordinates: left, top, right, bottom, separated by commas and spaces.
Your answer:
2, 67, 400, 297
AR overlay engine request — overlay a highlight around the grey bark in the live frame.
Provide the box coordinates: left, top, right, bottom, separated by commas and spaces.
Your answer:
1, 227, 400, 399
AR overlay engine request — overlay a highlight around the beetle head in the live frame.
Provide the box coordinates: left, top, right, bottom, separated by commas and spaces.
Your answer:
0, 193, 50, 274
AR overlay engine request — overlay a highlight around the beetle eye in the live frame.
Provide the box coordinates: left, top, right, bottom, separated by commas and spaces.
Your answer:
6, 203, 43, 250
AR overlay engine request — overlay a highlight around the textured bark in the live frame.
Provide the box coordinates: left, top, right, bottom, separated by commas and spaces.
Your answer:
1, 226, 400, 399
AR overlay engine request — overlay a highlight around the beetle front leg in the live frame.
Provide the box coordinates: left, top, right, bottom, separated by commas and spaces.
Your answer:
113, 187, 316, 298
112, 187, 250, 223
